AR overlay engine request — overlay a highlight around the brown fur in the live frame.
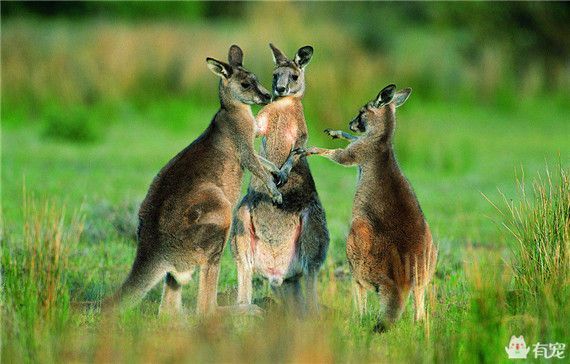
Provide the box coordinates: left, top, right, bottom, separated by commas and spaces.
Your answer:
231, 44, 329, 315
100, 45, 285, 316
305, 84, 437, 330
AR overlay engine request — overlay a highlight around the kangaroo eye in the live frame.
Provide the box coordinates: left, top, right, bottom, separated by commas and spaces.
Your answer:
241, 82, 251, 89
291, 75, 299, 81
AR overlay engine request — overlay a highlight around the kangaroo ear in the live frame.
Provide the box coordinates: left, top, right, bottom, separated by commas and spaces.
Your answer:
206, 57, 232, 79
294, 46, 313, 68
393, 88, 412, 108
374, 84, 396, 107
269, 43, 288, 65
228, 44, 243, 67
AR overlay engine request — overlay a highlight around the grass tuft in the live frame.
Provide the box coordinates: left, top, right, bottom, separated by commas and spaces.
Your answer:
499, 165, 569, 306
1, 189, 84, 362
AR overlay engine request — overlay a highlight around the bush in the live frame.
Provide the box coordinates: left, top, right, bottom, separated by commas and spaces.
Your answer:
83, 199, 139, 243
41, 105, 101, 142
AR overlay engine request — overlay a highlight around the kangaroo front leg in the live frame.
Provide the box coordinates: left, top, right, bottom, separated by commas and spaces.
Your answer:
324, 129, 359, 141
304, 147, 358, 166
258, 154, 290, 188
269, 147, 304, 187
257, 155, 279, 173
242, 152, 282, 204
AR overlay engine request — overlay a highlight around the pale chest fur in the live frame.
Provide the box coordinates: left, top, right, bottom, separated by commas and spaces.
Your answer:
257, 97, 305, 164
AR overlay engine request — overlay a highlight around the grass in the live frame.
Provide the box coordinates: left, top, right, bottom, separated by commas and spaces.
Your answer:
2, 95, 569, 362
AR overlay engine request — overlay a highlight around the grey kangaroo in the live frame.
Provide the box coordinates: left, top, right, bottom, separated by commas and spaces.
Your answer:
231, 44, 329, 315
303, 84, 437, 331
102, 45, 292, 316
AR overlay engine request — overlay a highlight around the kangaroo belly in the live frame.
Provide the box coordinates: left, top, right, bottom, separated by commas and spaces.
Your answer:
251, 208, 306, 285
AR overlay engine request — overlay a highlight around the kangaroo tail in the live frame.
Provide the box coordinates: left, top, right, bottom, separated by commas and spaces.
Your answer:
108, 254, 166, 309
73, 253, 165, 312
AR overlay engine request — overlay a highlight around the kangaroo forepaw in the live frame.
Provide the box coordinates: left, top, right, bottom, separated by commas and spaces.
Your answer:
272, 170, 288, 188
324, 129, 339, 139
271, 190, 283, 205
291, 147, 306, 155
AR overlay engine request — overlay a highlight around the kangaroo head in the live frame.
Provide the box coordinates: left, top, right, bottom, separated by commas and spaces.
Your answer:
269, 43, 313, 98
349, 84, 411, 141
206, 45, 271, 106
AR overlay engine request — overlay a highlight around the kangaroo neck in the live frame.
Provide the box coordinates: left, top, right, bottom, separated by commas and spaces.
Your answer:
269, 96, 304, 126
368, 144, 403, 182
213, 103, 256, 143
273, 94, 303, 103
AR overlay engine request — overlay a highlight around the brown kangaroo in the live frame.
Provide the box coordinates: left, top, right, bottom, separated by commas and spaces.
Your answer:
231, 44, 329, 315
303, 84, 437, 331
102, 45, 290, 316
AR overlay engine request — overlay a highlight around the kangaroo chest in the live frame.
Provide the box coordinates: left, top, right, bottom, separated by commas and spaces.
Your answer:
264, 117, 300, 164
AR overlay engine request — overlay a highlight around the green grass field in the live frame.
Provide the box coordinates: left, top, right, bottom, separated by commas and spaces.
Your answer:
2, 96, 569, 362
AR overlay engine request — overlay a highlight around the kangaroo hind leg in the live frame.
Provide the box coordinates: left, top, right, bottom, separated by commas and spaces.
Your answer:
159, 269, 195, 316
232, 206, 255, 305
273, 277, 304, 316
353, 280, 368, 318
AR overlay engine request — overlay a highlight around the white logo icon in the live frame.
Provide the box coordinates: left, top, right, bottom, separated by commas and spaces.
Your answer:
505, 335, 531, 359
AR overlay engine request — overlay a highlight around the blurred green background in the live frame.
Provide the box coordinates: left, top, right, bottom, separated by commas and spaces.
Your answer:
2, 2, 569, 245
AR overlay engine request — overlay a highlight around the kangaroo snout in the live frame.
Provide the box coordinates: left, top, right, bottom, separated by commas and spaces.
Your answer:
260, 92, 271, 104
349, 122, 358, 132
349, 120, 360, 132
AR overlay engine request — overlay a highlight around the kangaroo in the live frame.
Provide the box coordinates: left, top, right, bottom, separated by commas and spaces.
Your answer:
231, 44, 329, 315
102, 45, 291, 316
303, 84, 437, 331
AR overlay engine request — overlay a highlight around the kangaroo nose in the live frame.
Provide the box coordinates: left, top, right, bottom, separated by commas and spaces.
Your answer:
275, 86, 286, 93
